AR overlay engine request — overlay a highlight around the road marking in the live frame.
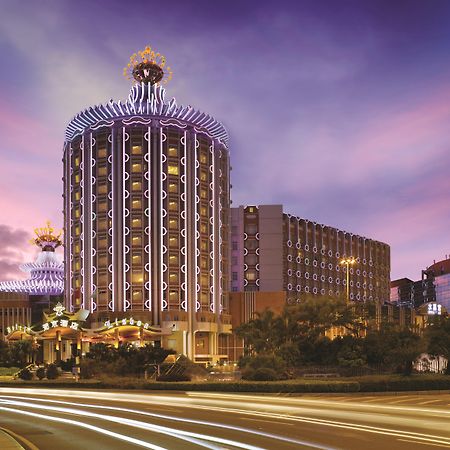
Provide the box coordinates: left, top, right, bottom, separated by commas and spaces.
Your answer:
0, 426, 39, 450
397, 438, 450, 448
417, 400, 442, 406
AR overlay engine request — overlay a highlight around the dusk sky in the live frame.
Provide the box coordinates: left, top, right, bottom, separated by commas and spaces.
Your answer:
1, 0, 450, 283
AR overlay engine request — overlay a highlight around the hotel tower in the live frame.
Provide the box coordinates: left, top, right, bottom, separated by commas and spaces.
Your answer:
63, 47, 231, 362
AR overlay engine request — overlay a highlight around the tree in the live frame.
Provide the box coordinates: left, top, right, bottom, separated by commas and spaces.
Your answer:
424, 317, 450, 374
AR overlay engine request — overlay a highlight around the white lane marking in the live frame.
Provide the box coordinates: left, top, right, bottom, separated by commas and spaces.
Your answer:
0, 394, 337, 450
417, 400, 442, 406
0, 405, 168, 450
0, 399, 265, 450
397, 438, 450, 448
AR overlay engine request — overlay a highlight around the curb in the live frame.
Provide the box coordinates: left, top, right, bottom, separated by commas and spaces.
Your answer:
0, 428, 38, 450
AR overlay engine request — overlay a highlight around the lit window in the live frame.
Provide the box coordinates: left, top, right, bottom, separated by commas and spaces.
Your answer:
200, 223, 207, 233
97, 220, 107, 231
74, 191, 80, 201
132, 254, 142, 265
74, 261, 80, 271
98, 184, 108, 195
169, 273, 178, 283
98, 166, 107, 176
132, 272, 144, 283
169, 291, 178, 301
200, 153, 207, 164
168, 165, 179, 175
168, 147, 177, 157
74, 174, 80, 183
169, 236, 178, 247
169, 219, 178, 229
200, 189, 207, 199
75, 226, 80, 236
200, 171, 207, 181
132, 163, 142, 173
168, 183, 178, 193
74, 157, 80, 167
74, 208, 80, 218
132, 182, 142, 191
132, 236, 142, 246
98, 202, 107, 212
246, 270, 257, 281
168, 201, 177, 211
98, 148, 107, 158
132, 199, 142, 209
132, 290, 143, 301
201, 240, 208, 251
131, 145, 142, 155
132, 218, 141, 228
200, 206, 207, 217
74, 244, 80, 254
169, 254, 179, 264
98, 238, 107, 249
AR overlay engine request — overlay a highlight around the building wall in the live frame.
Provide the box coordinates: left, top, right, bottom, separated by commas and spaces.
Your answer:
63, 84, 230, 361
231, 204, 391, 303
0, 292, 31, 340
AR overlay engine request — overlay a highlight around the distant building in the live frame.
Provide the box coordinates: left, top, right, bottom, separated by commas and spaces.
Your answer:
390, 256, 450, 311
230, 204, 390, 303
0, 222, 64, 339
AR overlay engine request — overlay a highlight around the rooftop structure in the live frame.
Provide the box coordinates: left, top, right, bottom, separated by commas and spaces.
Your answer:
0, 222, 64, 296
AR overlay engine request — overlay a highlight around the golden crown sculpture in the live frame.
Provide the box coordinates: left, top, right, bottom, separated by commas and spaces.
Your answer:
123, 45, 173, 85
31, 221, 63, 250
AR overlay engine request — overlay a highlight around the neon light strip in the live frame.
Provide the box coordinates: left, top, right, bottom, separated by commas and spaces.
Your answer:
194, 133, 199, 312
90, 133, 94, 312
68, 143, 73, 311
147, 126, 152, 311
210, 142, 215, 313
183, 131, 188, 312
122, 127, 126, 312
160, 127, 164, 311
111, 130, 115, 312
80, 135, 85, 309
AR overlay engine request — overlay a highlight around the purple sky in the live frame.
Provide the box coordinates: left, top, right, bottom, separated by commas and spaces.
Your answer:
1, 0, 450, 283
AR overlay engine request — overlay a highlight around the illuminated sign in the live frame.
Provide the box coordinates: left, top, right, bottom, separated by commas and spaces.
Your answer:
6, 324, 31, 335
42, 320, 80, 331
427, 303, 442, 315
104, 318, 151, 329
53, 302, 66, 317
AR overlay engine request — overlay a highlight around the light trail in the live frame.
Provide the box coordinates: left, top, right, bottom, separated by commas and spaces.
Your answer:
1, 389, 449, 448
0, 405, 168, 450
0, 394, 336, 450
0, 398, 266, 450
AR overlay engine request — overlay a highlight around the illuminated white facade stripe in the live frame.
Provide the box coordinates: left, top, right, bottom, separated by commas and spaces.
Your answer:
122, 127, 127, 312
90, 133, 95, 312
145, 126, 152, 311
80, 135, 85, 309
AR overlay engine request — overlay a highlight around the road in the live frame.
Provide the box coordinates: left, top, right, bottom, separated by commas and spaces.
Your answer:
0, 388, 449, 449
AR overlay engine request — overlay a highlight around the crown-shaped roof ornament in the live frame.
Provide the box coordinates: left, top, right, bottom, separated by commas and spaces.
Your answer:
123, 45, 173, 85
31, 221, 63, 252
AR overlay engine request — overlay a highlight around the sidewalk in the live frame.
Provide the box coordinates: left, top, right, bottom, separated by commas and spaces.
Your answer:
0, 429, 25, 450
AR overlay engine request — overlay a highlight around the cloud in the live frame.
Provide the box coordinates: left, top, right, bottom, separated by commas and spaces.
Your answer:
0, 224, 36, 281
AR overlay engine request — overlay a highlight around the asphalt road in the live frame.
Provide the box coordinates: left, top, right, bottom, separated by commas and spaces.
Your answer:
0, 388, 449, 449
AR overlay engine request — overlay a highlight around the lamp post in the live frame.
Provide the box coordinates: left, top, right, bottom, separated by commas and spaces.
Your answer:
340, 257, 356, 303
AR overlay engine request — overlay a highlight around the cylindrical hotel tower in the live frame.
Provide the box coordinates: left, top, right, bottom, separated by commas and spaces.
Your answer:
63, 48, 230, 361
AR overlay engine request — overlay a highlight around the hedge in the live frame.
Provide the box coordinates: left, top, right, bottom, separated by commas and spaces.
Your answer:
0, 375, 449, 393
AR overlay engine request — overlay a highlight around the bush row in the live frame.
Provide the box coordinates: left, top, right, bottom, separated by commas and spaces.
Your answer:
2, 375, 449, 393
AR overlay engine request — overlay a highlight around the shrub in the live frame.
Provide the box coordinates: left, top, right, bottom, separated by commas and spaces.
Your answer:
46, 364, 59, 380
80, 359, 96, 379
36, 367, 46, 380
243, 367, 278, 381
18, 368, 32, 380
156, 373, 191, 382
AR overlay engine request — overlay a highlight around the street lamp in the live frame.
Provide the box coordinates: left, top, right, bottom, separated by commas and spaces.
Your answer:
340, 257, 356, 303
